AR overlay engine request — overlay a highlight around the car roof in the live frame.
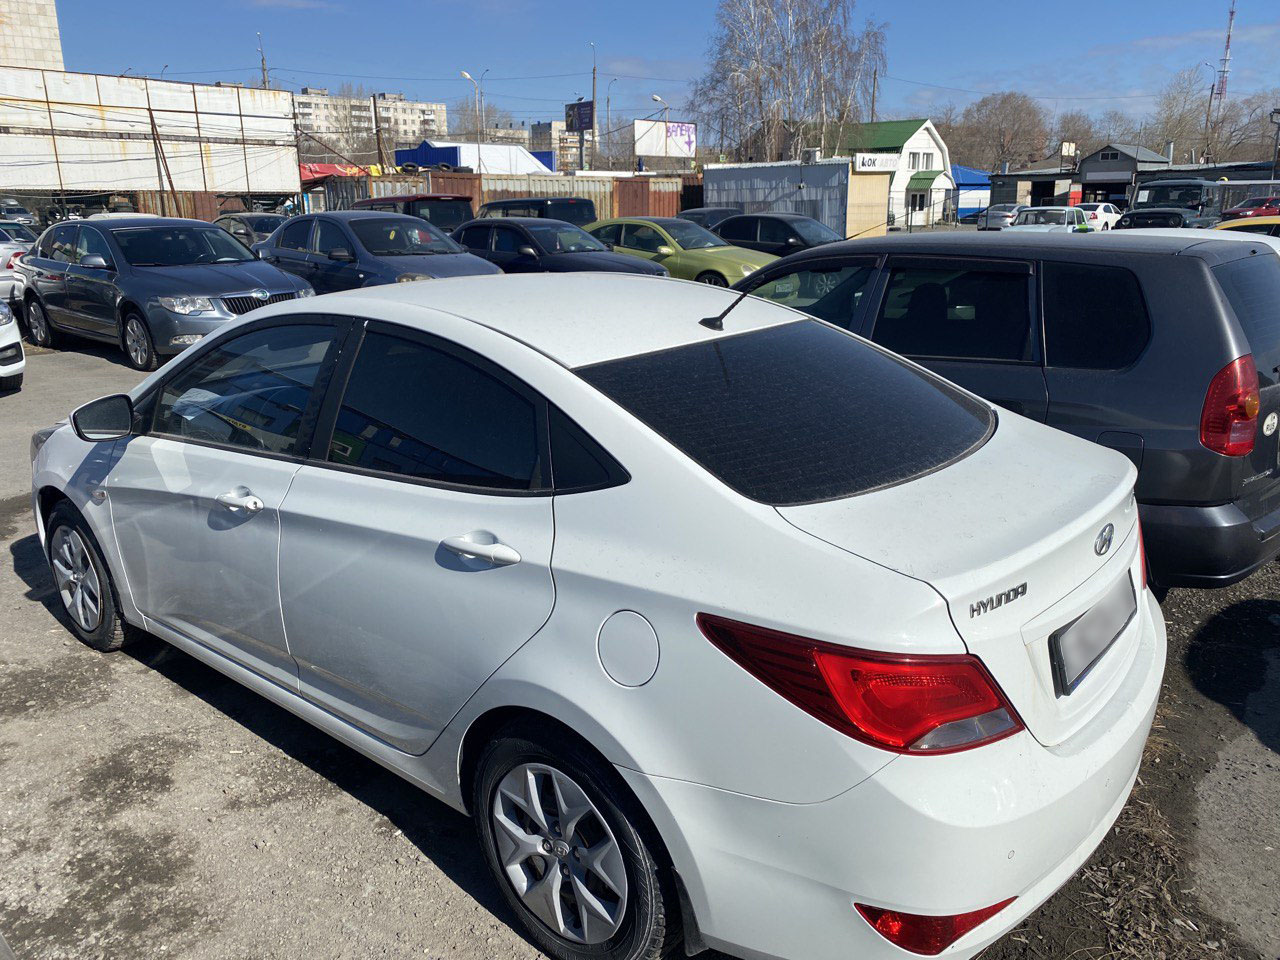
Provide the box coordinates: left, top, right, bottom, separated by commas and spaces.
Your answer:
352, 194, 471, 204
683, 207, 738, 213
267, 273, 798, 368
782, 229, 1263, 266
483, 197, 591, 205
1216, 216, 1280, 227
313, 210, 425, 221
724, 211, 811, 221
85, 216, 206, 228
458, 217, 573, 227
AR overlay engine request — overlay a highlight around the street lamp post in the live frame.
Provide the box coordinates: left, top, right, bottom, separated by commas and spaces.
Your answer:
461, 71, 485, 186
1270, 108, 1280, 181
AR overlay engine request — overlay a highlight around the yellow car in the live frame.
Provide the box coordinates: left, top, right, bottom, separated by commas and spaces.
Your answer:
1212, 215, 1280, 237
585, 216, 777, 286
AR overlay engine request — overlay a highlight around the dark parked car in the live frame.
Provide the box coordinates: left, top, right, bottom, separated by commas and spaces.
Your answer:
215, 212, 287, 244
451, 217, 667, 275
715, 212, 841, 257
16, 217, 312, 370
677, 206, 739, 229
1114, 208, 1198, 229
1119, 178, 1222, 229
476, 196, 597, 226
736, 232, 1280, 591
350, 193, 475, 233
254, 211, 499, 294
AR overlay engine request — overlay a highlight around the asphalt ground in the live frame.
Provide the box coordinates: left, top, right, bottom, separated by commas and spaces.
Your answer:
0, 340, 1276, 960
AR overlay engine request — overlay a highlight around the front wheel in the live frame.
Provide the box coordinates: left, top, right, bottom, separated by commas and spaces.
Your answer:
122, 311, 158, 371
474, 725, 680, 960
46, 503, 129, 652
695, 272, 728, 287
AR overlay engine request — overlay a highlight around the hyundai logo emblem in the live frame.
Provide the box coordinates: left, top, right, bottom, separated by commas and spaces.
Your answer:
1094, 523, 1115, 557
250, 288, 270, 301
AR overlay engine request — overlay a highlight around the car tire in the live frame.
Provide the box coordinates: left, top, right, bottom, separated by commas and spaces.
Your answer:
473, 723, 681, 960
46, 502, 130, 652
0, 372, 22, 391
695, 272, 728, 287
122, 310, 158, 371
24, 298, 57, 348
1102, 223, 1110, 230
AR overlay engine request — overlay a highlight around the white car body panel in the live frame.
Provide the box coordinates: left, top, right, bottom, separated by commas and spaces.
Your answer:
0, 307, 25, 383
29, 274, 1167, 960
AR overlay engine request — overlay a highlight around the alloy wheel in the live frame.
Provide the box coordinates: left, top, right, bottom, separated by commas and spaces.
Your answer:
699, 274, 728, 287
50, 527, 102, 633
27, 302, 49, 345
124, 317, 150, 368
490, 762, 629, 945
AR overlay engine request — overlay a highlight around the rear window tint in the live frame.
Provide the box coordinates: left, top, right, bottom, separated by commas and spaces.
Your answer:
576, 322, 994, 506
1043, 263, 1150, 369
1214, 254, 1280, 368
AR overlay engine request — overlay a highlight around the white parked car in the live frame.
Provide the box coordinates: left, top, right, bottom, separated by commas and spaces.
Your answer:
976, 203, 1027, 230
1005, 206, 1094, 233
0, 300, 24, 390
1077, 202, 1122, 230
30, 275, 1166, 960
0, 219, 36, 312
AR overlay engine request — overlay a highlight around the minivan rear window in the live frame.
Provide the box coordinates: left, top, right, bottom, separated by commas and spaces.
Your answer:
576, 321, 994, 506
1214, 254, 1280, 369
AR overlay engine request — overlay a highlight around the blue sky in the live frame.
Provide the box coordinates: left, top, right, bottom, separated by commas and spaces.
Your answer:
55, 0, 1277, 127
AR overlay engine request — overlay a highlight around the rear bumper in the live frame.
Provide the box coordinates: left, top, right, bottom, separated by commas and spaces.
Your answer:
621, 590, 1166, 960
1140, 498, 1280, 588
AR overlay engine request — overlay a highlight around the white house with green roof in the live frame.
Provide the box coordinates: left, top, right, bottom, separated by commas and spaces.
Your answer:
842, 118, 955, 227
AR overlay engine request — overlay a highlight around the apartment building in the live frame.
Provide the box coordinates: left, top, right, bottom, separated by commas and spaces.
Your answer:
293, 87, 447, 148
531, 119, 595, 172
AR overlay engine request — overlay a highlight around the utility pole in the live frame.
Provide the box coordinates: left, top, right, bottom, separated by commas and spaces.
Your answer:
589, 42, 598, 170
371, 95, 388, 169
257, 33, 269, 89
870, 67, 878, 124
461, 71, 485, 182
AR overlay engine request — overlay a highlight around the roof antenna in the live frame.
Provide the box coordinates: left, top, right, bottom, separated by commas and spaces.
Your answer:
700, 287, 754, 330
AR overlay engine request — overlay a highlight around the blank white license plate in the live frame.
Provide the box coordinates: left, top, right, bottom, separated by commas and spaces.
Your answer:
1049, 573, 1137, 696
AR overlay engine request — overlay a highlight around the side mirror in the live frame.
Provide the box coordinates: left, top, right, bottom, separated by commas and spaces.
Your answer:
71, 394, 134, 442
656, 245, 674, 256
786, 236, 803, 246
327, 247, 354, 262
79, 254, 110, 269
517, 245, 539, 258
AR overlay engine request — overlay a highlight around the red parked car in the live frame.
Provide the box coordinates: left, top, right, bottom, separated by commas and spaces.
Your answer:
1220, 195, 1280, 221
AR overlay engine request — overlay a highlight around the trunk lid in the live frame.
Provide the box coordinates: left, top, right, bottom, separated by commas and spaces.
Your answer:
777, 414, 1143, 747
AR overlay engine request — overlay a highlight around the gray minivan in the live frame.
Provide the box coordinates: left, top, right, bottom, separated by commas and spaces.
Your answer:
737, 231, 1280, 592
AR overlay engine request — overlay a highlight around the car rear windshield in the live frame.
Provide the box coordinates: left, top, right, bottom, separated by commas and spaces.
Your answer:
409, 199, 474, 232
576, 321, 995, 506
545, 200, 596, 225
1214, 253, 1280, 369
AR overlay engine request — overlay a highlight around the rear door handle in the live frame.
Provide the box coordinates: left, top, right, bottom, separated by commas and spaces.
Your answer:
215, 488, 264, 514
441, 533, 521, 566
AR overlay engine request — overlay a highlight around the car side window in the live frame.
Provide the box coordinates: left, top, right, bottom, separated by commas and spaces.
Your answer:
278, 219, 312, 251
592, 223, 622, 245
313, 219, 349, 256
74, 227, 113, 266
36, 229, 56, 258
49, 225, 77, 263
326, 331, 542, 491
458, 226, 489, 249
1043, 263, 1150, 369
759, 218, 794, 244
492, 227, 523, 253
153, 324, 339, 455
872, 265, 1033, 362
748, 264, 877, 330
718, 217, 754, 242
623, 224, 664, 252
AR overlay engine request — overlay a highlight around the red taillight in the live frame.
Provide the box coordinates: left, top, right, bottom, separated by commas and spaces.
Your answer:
856, 898, 1016, 955
1088, 211, 1098, 219
3, 251, 22, 270
697, 614, 1023, 754
1200, 354, 1259, 456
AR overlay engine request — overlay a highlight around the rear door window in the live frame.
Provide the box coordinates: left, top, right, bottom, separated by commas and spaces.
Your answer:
1043, 263, 1150, 369
577, 321, 993, 506
871, 263, 1034, 362
1214, 253, 1280, 370
278, 219, 313, 251
718, 218, 755, 242
457, 225, 489, 250
759, 218, 795, 245
546, 200, 594, 225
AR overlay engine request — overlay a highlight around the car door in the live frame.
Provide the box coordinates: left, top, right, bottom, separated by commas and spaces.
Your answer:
30, 223, 77, 323
63, 225, 119, 338
717, 216, 758, 251
618, 222, 669, 267
454, 224, 493, 263
861, 255, 1049, 420
490, 224, 539, 273
107, 320, 346, 689
310, 217, 363, 293
277, 321, 556, 754
263, 217, 314, 284
758, 217, 801, 256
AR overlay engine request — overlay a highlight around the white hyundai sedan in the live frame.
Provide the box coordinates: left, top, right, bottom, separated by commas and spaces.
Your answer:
30, 274, 1165, 960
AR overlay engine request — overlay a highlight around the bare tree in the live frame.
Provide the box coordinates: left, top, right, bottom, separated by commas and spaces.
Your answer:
942, 92, 1047, 170
687, 0, 886, 161
450, 98, 515, 140
1051, 110, 1101, 156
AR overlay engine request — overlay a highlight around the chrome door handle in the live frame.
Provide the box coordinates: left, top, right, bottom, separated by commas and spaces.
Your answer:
441, 534, 521, 566
215, 489, 264, 514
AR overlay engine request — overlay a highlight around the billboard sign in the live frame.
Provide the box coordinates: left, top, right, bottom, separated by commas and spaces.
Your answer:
633, 119, 697, 159
854, 152, 897, 172
565, 100, 594, 132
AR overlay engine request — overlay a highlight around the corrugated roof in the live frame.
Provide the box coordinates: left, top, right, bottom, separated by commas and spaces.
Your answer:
950, 163, 990, 186
907, 169, 945, 190
843, 118, 928, 151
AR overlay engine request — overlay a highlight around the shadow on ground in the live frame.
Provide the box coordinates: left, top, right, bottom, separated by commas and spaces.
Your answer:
1185, 594, 1280, 756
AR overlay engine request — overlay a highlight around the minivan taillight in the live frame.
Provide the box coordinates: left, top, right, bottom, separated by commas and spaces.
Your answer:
697, 614, 1023, 754
1200, 354, 1259, 456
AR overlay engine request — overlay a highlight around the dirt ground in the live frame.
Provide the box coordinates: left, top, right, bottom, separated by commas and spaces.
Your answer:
1, 344, 1277, 960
